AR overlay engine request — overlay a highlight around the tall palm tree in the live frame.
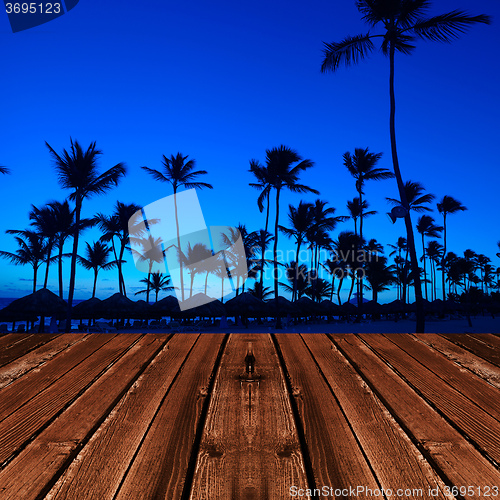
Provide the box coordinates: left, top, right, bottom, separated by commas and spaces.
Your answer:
437, 195, 467, 300
0, 230, 47, 293
77, 241, 118, 298
365, 255, 396, 303
251, 229, 274, 293
332, 230, 361, 305
343, 147, 393, 239
388, 236, 407, 300
346, 197, 377, 236
46, 139, 126, 330
134, 272, 174, 303
180, 242, 213, 298
263, 145, 318, 323
416, 215, 443, 300
94, 202, 144, 297
387, 181, 435, 212
321, 1, 490, 332
249, 160, 273, 294
142, 153, 213, 302
279, 201, 314, 301
426, 240, 443, 301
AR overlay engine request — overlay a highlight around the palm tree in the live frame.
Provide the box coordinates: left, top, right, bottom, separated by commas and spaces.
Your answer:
437, 195, 467, 300
331, 231, 361, 305
346, 197, 377, 236
416, 215, 443, 300
279, 201, 314, 301
135, 272, 174, 303
0, 230, 47, 292
387, 181, 435, 213
0, 166, 10, 175
77, 241, 118, 298
94, 202, 143, 297
251, 229, 274, 292
321, 1, 490, 332
280, 262, 310, 300
46, 139, 126, 330
365, 255, 396, 303
180, 242, 213, 298
142, 153, 213, 302
262, 145, 318, 323
248, 282, 274, 300
388, 236, 407, 300
426, 240, 443, 301
305, 277, 332, 303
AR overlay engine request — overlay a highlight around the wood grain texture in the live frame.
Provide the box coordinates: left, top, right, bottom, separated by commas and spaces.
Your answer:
0, 334, 140, 465
113, 334, 225, 500
190, 334, 308, 500
0, 333, 87, 389
359, 333, 500, 465
386, 334, 500, 422
0, 334, 169, 500
0, 334, 61, 368
275, 333, 380, 498
330, 334, 500, 497
440, 334, 500, 368
414, 334, 500, 389
302, 334, 451, 499
45, 334, 203, 500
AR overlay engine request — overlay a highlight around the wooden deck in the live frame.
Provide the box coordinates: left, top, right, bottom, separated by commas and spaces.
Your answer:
0, 333, 499, 499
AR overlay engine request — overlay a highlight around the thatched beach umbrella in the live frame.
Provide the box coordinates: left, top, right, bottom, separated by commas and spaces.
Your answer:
294, 296, 322, 317
320, 300, 341, 316
150, 295, 181, 317
180, 293, 226, 318
339, 302, 357, 316
131, 300, 151, 319
99, 293, 136, 319
266, 297, 294, 317
2, 289, 67, 318
224, 292, 268, 317
72, 297, 103, 320
363, 300, 382, 316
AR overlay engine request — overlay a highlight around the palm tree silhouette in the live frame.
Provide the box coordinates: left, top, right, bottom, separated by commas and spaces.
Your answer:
77, 241, 118, 298
46, 139, 126, 330
321, 1, 490, 332
365, 255, 396, 303
332, 230, 362, 305
250, 229, 274, 297
387, 181, 435, 212
0, 230, 47, 293
346, 197, 377, 236
134, 272, 174, 303
416, 215, 443, 300
142, 153, 213, 302
279, 201, 314, 301
180, 242, 213, 298
437, 195, 467, 300
94, 202, 144, 297
388, 236, 407, 300
264, 145, 318, 325
0, 166, 10, 175
426, 240, 443, 301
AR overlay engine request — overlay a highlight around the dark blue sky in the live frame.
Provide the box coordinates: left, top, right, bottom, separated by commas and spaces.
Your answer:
0, 0, 498, 301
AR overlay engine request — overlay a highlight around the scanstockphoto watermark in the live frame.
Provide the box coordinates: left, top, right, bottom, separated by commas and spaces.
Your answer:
3, 0, 80, 32
289, 485, 429, 497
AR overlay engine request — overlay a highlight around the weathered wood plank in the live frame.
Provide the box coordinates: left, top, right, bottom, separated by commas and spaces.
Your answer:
0, 334, 61, 368
0, 333, 105, 422
359, 333, 500, 465
387, 334, 500, 422
45, 334, 206, 500
0, 334, 87, 389
0, 334, 33, 352
0, 334, 140, 465
440, 334, 500, 368
0, 334, 170, 500
113, 334, 225, 500
330, 334, 500, 498
302, 334, 450, 499
414, 333, 500, 389
189, 334, 308, 500
274, 333, 380, 498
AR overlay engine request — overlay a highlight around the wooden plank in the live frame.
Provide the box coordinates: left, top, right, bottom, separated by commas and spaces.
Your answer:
0, 334, 140, 465
440, 334, 500, 368
45, 334, 206, 500
468, 333, 500, 350
0, 334, 61, 368
0, 333, 104, 421
0, 334, 170, 500
302, 334, 450, 499
189, 334, 308, 499
359, 333, 500, 465
0, 334, 33, 352
274, 333, 380, 498
0, 334, 87, 389
386, 334, 500, 423
330, 334, 500, 498
113, 334, 225, 500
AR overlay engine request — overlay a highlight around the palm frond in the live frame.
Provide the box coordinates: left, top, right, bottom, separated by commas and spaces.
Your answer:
321, 34, 375, 72
410, 11, 491, 42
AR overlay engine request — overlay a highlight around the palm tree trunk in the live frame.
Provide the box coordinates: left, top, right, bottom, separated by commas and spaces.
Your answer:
65, 196, 81, 332
43, 242, 52, 288
92, 269, 98, 298
33, 264, 38, 293
118, 242, 127, 296
422, 233, 428, 300
293, 239, 302, 301
205, 271, 209, 295
358, 188, 364, 310
330, 275, 335, 302
259, 195, 270, 295
58, 242, 64, 299
441, 214, 447, 301
221, 277, 224, 303
389, 42, 424, 332
190, 272, 194, 298
173, 188, 185, 302
273, 188, 281, 326
337, 276, 344, 305
347, 270, 355, 303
